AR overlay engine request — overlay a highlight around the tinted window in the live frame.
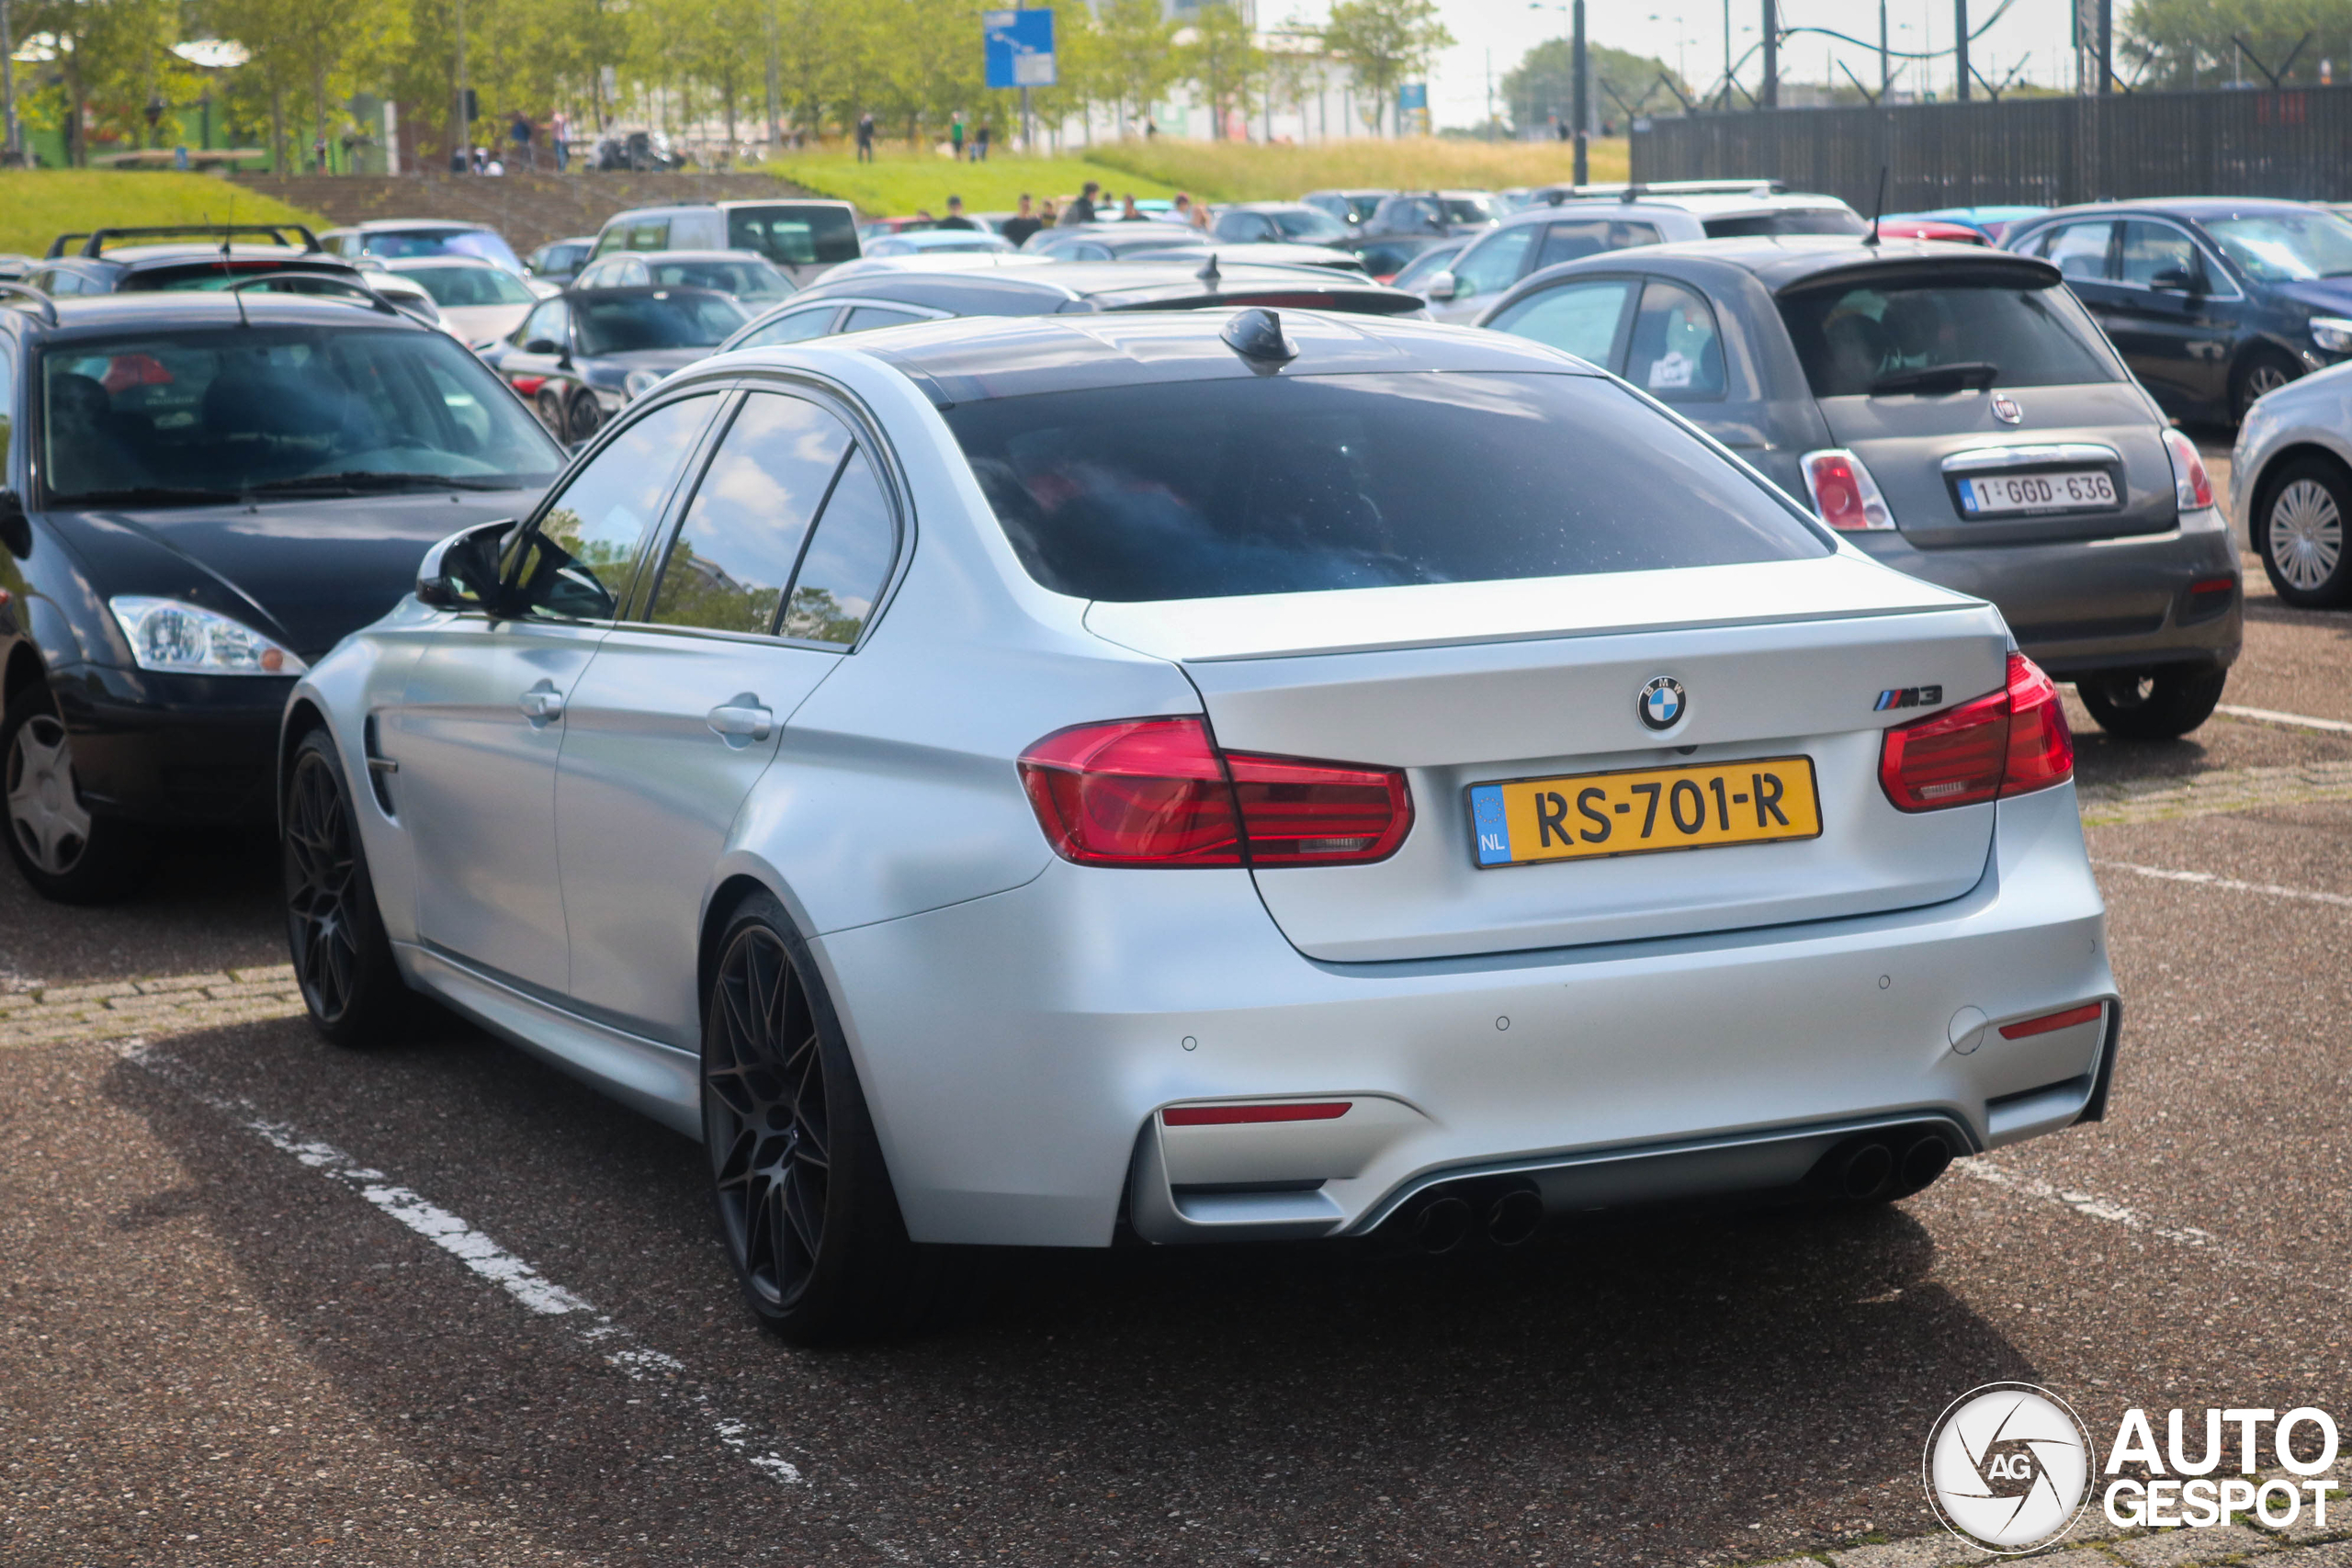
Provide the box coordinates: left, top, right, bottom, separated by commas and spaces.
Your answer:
650, 393, 852, 634
626, 221, 671, 250
1484, 278, 1634, 364
573, 292, 746, 354
943, 373, 1826, 604
0, 343, 13, 469
841, 306, 924, 333
2119, 221, 2206, 288
1389, 244, 1462, 291
649, 259, 790, 301
515, 395, 718, 620
38, 327, 565, 503
2036, 221, 2114, 282
1534, 219, 1662, 269
1624, 280, 1725, 400
1702, 209, 1867, 238
404, 265, 537, 307
734, 306, 841, 347
517, 299, 569, 348
1271, 208, 1349, 243
1444, 197, 1497, 225
783, 446, 896, 645
729, 205, 861, 266
2202, 209, 2352, 283
1779, 280, 2120, 399
1452, 226, 1536, 299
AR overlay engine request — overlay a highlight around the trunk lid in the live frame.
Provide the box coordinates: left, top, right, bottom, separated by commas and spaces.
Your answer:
1086, 555, 2011, 963
1819, 382, 2178, 550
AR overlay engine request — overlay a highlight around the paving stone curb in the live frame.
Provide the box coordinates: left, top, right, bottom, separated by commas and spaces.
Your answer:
0, 964, 301, 1048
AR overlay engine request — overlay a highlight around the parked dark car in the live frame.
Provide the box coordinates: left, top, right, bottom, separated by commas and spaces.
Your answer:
491, 285, 749, 443
1476, 239, 2242, 739
526, 236, 597, 285
1300, 188, 1394, 227
1209, 202, 1355, 246
1349, 233, 1456, 283
0, 286, 565, 901
1359, 191, 1501, 239
27, 225, 366, 297
2006, 198, 2352, 423
713, 261, 1426, 351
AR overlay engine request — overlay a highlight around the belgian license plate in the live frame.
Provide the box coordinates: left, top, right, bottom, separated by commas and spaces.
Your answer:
1958, 469, 2117, 514
1468, 756, 1822, 869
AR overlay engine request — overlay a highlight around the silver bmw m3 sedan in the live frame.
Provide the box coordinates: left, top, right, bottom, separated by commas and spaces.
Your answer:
282, 307, 2120, 1343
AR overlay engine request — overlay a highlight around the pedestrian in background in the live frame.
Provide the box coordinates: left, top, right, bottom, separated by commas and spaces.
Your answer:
1038, 199, 1059, 228
1172, 193, 1193, 225
551, 109, 570, 171
1059, 180, 1100, 226
950, 111, 965, 161
855, 111, 876, 163
937, 196, 978, 231
1118, 193, 1146, 220
510, 110, 534, 171
975, 121, 991, 161
1001, 194, 1042, 248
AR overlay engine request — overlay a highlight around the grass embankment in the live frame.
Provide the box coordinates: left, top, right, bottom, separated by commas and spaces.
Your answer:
1086, 137, 1633, 199
765, 150, 1182, 215
0, 171, 329, 259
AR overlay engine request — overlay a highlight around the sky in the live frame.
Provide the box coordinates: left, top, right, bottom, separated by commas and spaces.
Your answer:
1269, 0, 2090, 131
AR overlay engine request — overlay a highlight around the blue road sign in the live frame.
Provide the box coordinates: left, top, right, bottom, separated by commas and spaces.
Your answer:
984, 9, 1057, 90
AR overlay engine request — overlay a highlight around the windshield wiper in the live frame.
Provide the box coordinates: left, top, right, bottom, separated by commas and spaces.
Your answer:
56, 485, 243, 507
244, 471, 520, 494
1869, 361, 1999, 396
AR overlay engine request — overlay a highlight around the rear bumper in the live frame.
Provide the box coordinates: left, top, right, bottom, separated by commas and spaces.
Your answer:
1845, 513, 2242, 681
812, 781, 2116, 1249
47, 661, 288, 827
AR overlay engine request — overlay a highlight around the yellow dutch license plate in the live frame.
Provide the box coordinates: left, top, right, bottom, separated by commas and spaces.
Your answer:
1467, 756, 1822, 868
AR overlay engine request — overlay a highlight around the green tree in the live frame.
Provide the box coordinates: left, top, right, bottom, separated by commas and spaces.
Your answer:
1177, 3, 1261, 141
20, 0, 183, 164
1095, 0, 1175, 136
2120, 0, 2352, 88
1500, 40, 1687, 136
1319, 0, 1450, 138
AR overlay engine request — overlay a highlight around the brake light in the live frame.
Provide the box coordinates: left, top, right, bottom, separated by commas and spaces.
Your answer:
2161, 427, 2214, 511
1020, 717, 1411, 867
1799, 448, 1896, 531
1879, 653, 2073, 812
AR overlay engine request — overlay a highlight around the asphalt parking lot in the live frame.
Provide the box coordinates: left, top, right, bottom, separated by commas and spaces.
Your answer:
5, 446, 2349, 1568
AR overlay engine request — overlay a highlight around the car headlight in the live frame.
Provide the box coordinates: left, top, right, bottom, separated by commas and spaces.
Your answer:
2312, 316, 2352, 354
623, 368, 666, 399
107, 597, 307, 676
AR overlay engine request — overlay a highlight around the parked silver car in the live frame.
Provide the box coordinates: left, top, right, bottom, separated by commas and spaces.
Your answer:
2230, 358, 2352, 605
286, 309, 2117, 1343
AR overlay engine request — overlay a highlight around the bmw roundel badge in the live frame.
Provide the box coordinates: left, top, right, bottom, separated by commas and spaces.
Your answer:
1637, 676, 1686, 731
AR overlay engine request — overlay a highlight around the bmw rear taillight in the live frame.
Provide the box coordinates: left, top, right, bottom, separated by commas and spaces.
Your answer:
2161, 427, 2214, 512
1879, 653, 2074, 812
1019, 717, 1411, 868
1799, 448, 1896, 531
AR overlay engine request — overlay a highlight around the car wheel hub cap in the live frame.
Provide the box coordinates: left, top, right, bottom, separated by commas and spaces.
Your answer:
6, 717, 90, 875
707, 929, 830, 1312
285, 753, 362, 1021
2272, 479, 2344, 591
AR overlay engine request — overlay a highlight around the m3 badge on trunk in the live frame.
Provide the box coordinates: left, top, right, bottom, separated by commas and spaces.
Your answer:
1637, 676, 1686, 731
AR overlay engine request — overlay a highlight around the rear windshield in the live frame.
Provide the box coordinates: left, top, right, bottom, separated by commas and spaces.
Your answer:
574, 292, 748, 354
649, 258, 791, 301
38, 326, 563, 504
403, 265, 537, 307
1779, 278, 2120, 399
728, 205, 861, 266
1270, 208, 1351, 243
1703, 209, 1867, 238
365, 229, 524, 270
942, 372, 1826, 603
128, 260, 353, 292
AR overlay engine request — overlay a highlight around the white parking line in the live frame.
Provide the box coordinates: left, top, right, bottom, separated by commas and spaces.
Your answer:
2094, 858, 2352, 908
118, 1040, 803, 1486
2217, 703, 2352, 736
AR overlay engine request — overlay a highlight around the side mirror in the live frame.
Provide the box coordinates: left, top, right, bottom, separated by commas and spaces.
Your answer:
525, 337, 560, 355
416, 518, 514, 613
0, 491, 27, 558
1425, 270, 1463, 302
2150, 264, 2199, 293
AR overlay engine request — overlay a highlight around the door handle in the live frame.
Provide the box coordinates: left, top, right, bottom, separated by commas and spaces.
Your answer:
707, 698, 774, 743
519, 682, 565, 725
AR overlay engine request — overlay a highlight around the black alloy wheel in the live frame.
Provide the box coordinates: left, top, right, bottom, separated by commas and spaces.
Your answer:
283, 728, 407, 1046
565, 389, 605, 444
702, 892, 944, 1343
534, 386, 566, 435
0, 680, 152, 905
2235, 349, 2301, 423
2075, 667, 2229, 740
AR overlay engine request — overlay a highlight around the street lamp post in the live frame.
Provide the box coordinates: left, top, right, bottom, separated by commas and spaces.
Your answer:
1529, 1, 1587, 184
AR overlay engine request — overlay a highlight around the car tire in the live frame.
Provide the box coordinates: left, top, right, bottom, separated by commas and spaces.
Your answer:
565, 389, 605, 444
534, 387, 565, 435
2254, 456, 2352, 607
2233, 348, 2302, 423
2075, 667, 2228, 740
702, 891, 946, 1345
0, 681, 153, 905
283, 728, 410, 1048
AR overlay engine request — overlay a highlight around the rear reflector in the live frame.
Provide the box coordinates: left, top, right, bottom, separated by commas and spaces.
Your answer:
1019, 716, 1410, 868
1161, 1102, 1352, 1126
1998, 1002, 2104, 1040
1880, 652, 2074, 811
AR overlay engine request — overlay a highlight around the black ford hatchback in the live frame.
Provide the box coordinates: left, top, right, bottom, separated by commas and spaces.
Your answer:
0, 287, 565, 901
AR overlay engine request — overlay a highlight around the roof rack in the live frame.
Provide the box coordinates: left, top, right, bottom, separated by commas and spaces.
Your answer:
0, 282, 58, 326
52, 223, 322, 260
1553, 178, 1789, 201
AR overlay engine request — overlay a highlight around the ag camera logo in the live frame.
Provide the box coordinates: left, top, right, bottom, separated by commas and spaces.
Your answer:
1924, 1383, 2092, 1551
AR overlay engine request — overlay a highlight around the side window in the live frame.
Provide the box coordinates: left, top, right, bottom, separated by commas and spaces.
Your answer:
738, 306, 842, 347
1483, 277, 1636, 366
1624, 280, 1726, 400
648, 392, 854, 634
1452, 225, 1537, 298
627, 220, 669, 250
840, 305, 924, 333
1534, 220, 1662, 270
2040, 221, 2115, 283
0, 342, 13, 471
783, 446, 896, 647
510, 394, 718, 621
2119, 221, 2203, 289
517, 299, 569, 349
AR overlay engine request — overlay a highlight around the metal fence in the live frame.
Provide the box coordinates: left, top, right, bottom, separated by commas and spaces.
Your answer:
1629, 86, 2352, 211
